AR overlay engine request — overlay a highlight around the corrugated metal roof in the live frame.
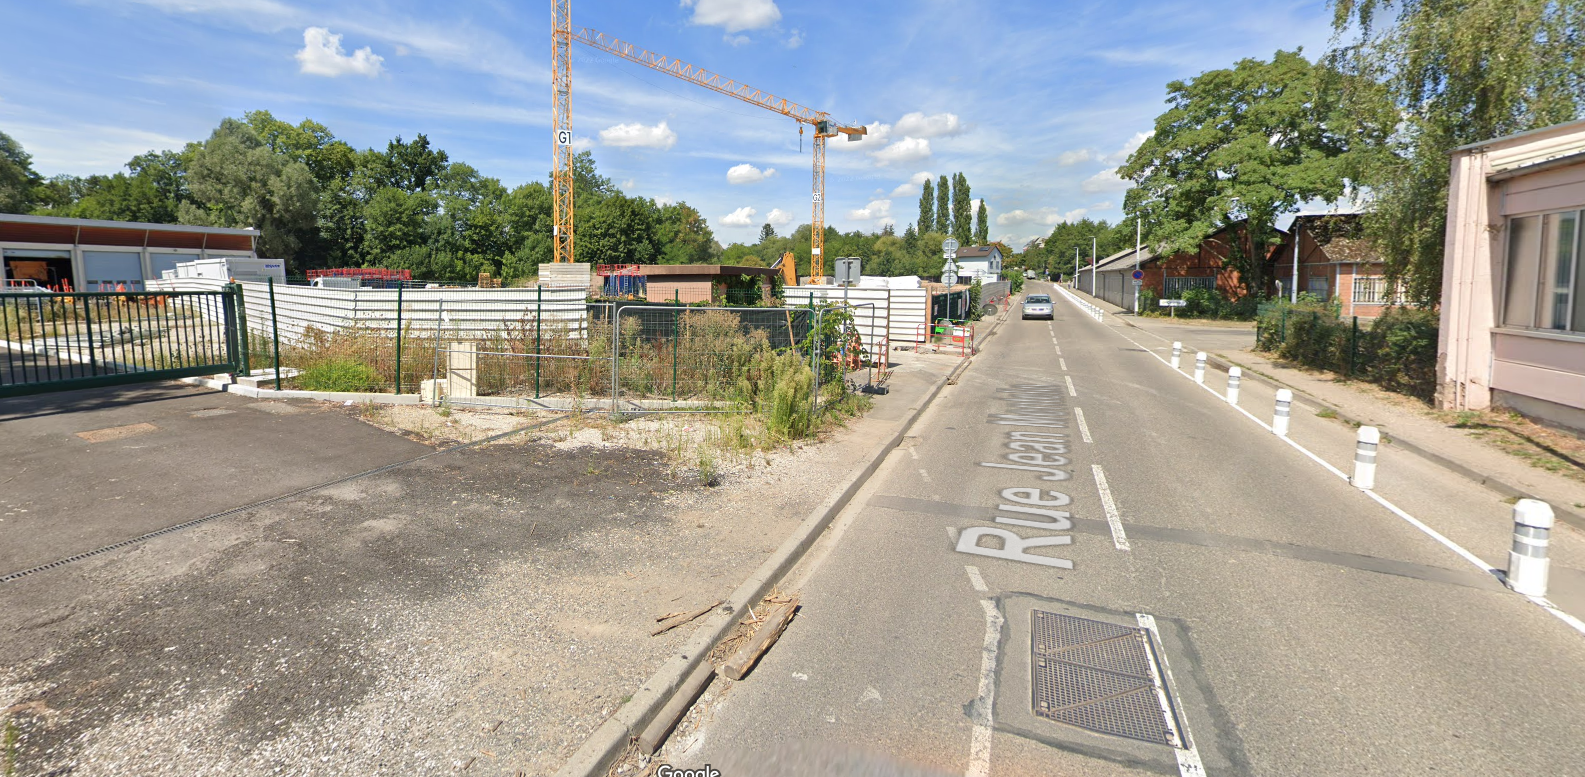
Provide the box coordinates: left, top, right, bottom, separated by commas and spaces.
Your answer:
0, 212, 259, 236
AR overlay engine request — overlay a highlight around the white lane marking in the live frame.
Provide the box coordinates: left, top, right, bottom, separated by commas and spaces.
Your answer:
947, 526, 959, 543
1136, 614, 1206, 776
965, 565, 989, 592
919, 468, 932, 482
1092, 464, 1131, 551
1059, 358, 1068, 371
909, 446, 920, 460
1100, 323, 1585, 638
1055, 345, 1062, 355
1075, 407, 1094, 444
966, 599, 1004, 777
1064, 375, 1077, 397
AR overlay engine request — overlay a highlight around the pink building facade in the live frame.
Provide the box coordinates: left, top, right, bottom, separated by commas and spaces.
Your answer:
1439, 119, 1585, 432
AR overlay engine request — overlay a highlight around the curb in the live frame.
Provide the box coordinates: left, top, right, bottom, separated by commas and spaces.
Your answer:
551, 351, 962, 777
1102, 313, 1585, 532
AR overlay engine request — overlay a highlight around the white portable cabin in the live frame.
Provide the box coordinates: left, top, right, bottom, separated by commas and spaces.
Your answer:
170, 257, 286, 284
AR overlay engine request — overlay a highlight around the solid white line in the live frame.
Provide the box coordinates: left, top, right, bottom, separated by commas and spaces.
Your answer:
1074, 407, 1094, 444
1059, 358, 1068, 371
1065, 375, 1077, 397
1093, 315, 1585, 637
1092, 464, 1131, 551
1136, 614, 1206, 777
965, 565, 989, 592
966, 599, 1004, 777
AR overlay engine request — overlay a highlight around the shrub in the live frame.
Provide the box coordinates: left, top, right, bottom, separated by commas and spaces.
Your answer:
298, 357, 379, 392
1180, 287, 1224, 319
1360, 307, 1438, 400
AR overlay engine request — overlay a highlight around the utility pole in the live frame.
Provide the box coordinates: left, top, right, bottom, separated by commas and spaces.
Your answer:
1133, 218, 1142, 314
1290, 216, 1300, 303
1090, 237, 1096, 299
1074, 247, 1079, 288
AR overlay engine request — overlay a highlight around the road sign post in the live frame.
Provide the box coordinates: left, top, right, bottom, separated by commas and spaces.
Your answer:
1159, 298, 1186, 319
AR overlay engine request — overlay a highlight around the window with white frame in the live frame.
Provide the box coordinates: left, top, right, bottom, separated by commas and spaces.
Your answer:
1353, 276, 1387, 304
1164, 275, 1214, 296
1503, 210, 1585, 333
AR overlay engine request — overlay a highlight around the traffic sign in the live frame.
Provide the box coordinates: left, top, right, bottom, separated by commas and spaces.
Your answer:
836, 257, 862, 286
942, 238, 959, 252
1132, 279, 1143, 286
1132, 269, 1144, 280
1159, 299, 1187, 307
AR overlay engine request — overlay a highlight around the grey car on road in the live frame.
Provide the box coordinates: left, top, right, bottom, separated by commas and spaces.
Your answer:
1021, 293, 1053, 319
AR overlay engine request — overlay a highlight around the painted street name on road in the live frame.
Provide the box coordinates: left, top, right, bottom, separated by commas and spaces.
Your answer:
958, 384, 1076, 569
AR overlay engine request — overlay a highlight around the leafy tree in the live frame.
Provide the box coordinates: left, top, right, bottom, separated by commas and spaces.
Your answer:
579, 194, 659, 266
657, 202, 715, 265
1328, 0, 1585, 303
974, 199, 989, 244
178, 119, 318, 262
1119, 50, 1371, 297
918, 177, 934, 234
950, 173, 973, 244
936, 174, 950, 235
0, 130, 42, 213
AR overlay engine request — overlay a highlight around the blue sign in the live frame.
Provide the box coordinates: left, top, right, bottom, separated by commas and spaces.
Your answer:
1132, 269, 1144, 280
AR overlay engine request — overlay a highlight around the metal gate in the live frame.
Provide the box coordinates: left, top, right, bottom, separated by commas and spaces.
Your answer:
0, 287, 244, 398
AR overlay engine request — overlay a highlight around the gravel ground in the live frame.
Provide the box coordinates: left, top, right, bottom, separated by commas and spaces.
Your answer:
1, 401, 870, 776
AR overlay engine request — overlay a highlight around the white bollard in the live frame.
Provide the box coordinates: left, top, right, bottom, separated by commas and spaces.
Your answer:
1226, 367, 1242, 405
1273, 389, 1292, 437
1507, 500, 1555, 597
1194, 352, 1207, 384
1352, 426, 1379, 490
1170, 341, 1182, 369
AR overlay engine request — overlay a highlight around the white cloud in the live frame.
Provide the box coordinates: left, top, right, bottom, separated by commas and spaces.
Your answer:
295, 27, 385, 77
1058, 149, 1092, 166
996, 207, 1092, 227
1089, 201, 1115, 211
680, 0, 782, 33
1101, 131, 1153, 165
621, 179, 636, 190
786, 29, 803, 48
599, 120, 677, 150
1082, 169, 1131, 193
721, 206, 758, 226
870, 137, 931, 165
724, 34, 751, 46
894, 112, 964, 138
0, 120, 189, 177
726, 163, 777, 184
570, 136, 596, 152
655, 195, 676, 207
848, 199, 893, 221
889, 171, 933, 197
766, 208, 794, 226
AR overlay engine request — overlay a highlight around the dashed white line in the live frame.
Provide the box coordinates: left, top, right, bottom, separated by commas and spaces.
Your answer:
1092, 464, 1130, 551
1064, 375, 1077, 397
964, 565, 989, 592
1075, 407, 1093, 444
1136, 614, 1206, 776
1059, 358, 1068, 371
966, 599, 1004, 777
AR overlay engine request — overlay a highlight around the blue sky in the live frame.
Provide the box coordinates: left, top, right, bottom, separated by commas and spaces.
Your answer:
0, 0, 1339, 249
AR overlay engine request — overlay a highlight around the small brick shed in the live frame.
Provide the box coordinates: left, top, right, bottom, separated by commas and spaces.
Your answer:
640, 264, 779, 304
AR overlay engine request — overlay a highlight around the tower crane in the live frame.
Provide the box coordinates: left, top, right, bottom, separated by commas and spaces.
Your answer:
550, 6, 866, 284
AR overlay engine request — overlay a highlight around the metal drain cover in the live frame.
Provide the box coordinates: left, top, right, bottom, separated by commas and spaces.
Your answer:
1031, 610, 1181, 746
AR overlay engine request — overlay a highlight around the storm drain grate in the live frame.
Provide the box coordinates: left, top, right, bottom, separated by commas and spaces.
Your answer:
1031, 610, 1179, 746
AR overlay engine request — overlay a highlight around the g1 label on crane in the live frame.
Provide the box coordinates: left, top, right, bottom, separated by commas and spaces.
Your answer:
557, 130, 572, 146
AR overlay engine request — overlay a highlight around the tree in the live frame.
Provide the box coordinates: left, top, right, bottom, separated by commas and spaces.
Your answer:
1328, 0, 1585, 303
657, 202, 715, 264
951, 173, 973, 244
974, 199, 989, 244
918, 177, 934, 233
179, 119, 319, 262
0, 130, 42, 213
936, 174, 950, 235
1119, 50, 1370, 297
759, 222, 777, 243
580, 194, 659, 266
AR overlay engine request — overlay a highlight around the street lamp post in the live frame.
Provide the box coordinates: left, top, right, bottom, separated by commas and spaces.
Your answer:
1133, 218, 1142, 314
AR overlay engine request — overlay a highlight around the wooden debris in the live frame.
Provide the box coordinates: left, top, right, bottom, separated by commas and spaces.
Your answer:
650, 600, 721, 636
636, 660, 715, 754
719, 598, 799, 680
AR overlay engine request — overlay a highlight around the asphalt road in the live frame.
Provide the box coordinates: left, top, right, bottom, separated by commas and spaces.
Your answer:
668, 282, 1585, 776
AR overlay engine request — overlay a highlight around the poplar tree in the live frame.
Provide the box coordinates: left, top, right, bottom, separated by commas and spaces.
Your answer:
936, 174, 950, 234
951, 172, 972, 244
975, 199, 989, 244
918, 178, 934, 235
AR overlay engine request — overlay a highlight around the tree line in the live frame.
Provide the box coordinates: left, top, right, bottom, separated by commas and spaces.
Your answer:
0, 111, 720, 283
1112, 0, 1585, 304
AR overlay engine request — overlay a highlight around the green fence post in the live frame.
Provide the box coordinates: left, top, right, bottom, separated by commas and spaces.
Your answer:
229, 282, 251, 377
393, 285, 404, 394
678, 288, 684, 404
82, 295, 97, 372
1350, 315, 1359, 378
1280, 306, 1287, 343
535, 285, 542, 399
268, 277, 282, 390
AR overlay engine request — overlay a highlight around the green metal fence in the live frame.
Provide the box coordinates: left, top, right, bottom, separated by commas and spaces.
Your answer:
0, 287, 243, 398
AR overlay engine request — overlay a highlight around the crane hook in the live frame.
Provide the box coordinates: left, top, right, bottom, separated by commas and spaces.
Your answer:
799, 123, 803, 153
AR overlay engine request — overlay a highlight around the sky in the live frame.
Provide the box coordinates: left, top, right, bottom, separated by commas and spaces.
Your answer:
0, 0, 1341, 249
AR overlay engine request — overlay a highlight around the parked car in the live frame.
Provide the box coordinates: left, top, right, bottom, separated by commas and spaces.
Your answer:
1021, 294, 1053, 320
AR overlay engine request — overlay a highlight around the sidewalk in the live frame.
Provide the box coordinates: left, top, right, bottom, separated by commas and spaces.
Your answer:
1063, 285, 1585, 528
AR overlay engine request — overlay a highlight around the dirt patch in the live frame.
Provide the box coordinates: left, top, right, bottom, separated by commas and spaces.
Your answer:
1435, 408, 1585, 492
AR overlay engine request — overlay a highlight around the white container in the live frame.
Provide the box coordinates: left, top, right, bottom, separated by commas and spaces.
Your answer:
172, 257, 286, 284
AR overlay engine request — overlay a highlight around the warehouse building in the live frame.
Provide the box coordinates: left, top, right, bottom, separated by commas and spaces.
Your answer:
0, 213, 258, 292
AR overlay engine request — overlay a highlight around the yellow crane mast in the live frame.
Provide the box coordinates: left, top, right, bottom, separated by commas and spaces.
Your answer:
549, 8, 866, 283
550, 0, 575, 265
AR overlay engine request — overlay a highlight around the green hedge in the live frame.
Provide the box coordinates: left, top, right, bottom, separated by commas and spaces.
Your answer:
1256, 303, 1438, 401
